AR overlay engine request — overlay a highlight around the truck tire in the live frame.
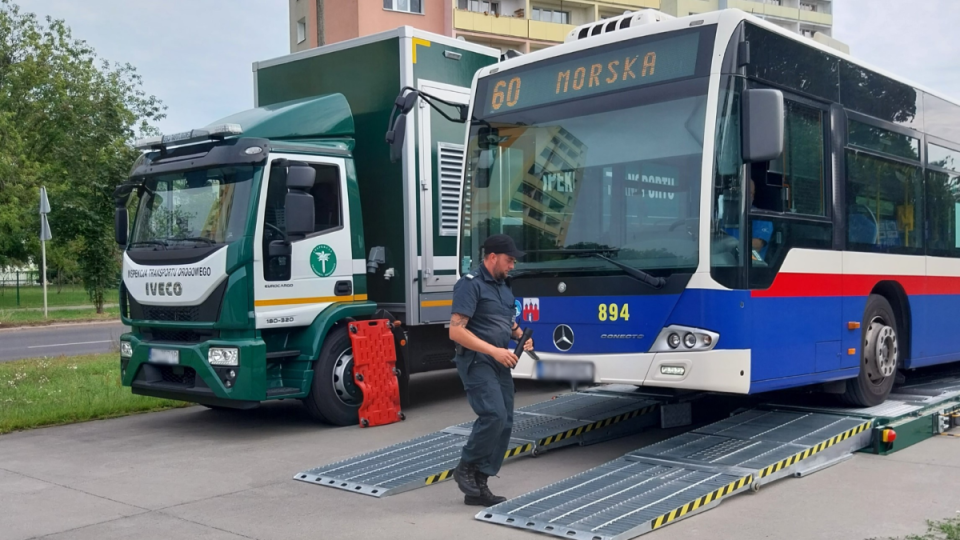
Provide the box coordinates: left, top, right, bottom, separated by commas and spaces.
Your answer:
302, 326, 362, 426
842, 294, 899, 407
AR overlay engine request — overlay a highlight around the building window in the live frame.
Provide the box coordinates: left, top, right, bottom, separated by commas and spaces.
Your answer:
384, 0, 423, 14
799, 2, 817, 11
532, 7, 569, 24
458, 1, 500, 15
296, 18, 306, 44
761, 0, 782, 5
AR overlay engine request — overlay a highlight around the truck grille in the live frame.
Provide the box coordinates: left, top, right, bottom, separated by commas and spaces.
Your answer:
159, 366, 196, 387
142, 328, 217, 343
143, 305, 201, 322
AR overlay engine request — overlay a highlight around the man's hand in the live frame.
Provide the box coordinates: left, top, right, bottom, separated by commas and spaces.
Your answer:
490, 348, 519, 368
752, 238, 766, 251
523, 337, 534, 352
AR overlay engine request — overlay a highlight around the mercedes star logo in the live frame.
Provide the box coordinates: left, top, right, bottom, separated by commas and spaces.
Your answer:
553, 324, 574, 351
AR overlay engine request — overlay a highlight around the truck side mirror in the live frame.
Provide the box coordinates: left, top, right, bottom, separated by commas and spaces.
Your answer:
115, 207, 128, 246
286, 164, 316, 190
741, 88, 784, 163
285, 191, 315, 238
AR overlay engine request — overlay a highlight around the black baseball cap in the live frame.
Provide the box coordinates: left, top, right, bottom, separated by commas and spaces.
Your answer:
482, 234, 524, 258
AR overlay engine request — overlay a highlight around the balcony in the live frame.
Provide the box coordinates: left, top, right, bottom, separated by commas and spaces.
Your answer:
597, 0, 659, 8
454, 9, 575, 42
799, 9, 832, 26
454, 9, 528, 38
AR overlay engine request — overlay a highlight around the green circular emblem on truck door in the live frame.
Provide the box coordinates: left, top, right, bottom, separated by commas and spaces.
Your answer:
310, 244, 337, 277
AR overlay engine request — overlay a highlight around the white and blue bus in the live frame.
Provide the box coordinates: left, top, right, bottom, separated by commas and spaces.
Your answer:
457, 9, 960, 406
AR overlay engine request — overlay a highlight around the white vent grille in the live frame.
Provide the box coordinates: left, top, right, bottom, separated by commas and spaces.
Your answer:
565, 9, 675, 43
437, 142, 465, 236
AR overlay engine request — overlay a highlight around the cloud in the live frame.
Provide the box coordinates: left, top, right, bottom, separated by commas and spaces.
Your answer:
17, 0, 289, 134
834, 0, 960, 101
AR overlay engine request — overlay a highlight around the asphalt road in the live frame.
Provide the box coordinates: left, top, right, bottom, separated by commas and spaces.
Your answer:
1, 371, 958, 540
0, 321, 129, 362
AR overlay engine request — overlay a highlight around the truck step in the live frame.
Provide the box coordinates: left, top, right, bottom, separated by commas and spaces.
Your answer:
476, 409, 872, 540
294, 389, 667, 497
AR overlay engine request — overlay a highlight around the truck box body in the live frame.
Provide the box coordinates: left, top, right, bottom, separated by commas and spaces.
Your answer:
253, 27, 498, 325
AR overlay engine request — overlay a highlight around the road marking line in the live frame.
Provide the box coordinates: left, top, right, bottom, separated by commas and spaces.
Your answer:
28, 340, 114, 349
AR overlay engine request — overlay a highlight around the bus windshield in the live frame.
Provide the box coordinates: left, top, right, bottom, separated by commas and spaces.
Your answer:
130, 165, 259, 249
460, 78, 708, 278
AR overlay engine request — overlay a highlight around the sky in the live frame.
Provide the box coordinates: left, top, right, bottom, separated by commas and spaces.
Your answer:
13, 0, 960, 135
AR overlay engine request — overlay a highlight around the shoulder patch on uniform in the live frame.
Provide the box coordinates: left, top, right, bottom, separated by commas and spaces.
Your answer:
465, 274, 475, 279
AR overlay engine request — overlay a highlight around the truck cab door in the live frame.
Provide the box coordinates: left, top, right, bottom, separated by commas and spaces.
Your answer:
253, 154, 358, 329
416, 80, 470, 322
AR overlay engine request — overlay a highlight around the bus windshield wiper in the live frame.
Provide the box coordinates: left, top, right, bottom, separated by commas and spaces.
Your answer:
574, 251, 666, 289
128, 240, 167, 250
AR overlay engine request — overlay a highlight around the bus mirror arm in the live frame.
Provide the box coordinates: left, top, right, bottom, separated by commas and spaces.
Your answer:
386, 87, 469, 163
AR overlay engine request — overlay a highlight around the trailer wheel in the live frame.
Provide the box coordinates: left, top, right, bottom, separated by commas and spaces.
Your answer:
302, 326, 362, 426
842, 295, 899, 407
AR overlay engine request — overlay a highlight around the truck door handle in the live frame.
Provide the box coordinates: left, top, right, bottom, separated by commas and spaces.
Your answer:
335, 280, 352, 296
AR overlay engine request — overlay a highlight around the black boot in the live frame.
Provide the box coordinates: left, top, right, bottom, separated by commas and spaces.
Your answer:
453, 460, 481, 497
464, 471, 507, 506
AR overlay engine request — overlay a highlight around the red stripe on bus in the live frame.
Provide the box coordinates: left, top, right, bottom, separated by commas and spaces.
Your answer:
750, 273, 960, 298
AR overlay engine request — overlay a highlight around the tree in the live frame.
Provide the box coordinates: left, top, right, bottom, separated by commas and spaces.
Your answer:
0, 0, 164, 312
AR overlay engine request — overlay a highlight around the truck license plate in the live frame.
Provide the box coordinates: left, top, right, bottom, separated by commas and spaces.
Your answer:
149, 348, 179, 365
536, 360, 594, 382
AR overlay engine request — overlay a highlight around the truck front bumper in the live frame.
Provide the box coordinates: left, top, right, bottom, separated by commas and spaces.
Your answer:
121, 334, 275, 408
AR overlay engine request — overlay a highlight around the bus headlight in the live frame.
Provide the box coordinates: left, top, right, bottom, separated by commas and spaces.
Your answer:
651, 325, 719, 353
209, 347, 239, 366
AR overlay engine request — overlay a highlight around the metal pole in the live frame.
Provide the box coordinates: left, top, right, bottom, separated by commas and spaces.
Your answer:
16, 271, 20, 307
41, 240, 48, 318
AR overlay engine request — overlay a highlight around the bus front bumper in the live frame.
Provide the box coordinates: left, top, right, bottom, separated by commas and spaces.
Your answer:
513, 349, 752, 394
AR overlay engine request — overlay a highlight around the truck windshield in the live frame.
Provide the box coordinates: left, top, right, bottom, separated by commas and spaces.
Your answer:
130, 165, 259, 249
460, 78, 708, 278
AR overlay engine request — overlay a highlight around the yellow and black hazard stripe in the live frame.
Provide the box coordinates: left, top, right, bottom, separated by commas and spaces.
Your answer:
538, 405, 658, 448
757, 420, 872, 479
423, 443, 535, 485
651, 474, 753, 530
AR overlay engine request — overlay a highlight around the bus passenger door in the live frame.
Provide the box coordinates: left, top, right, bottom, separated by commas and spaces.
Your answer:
747, 98, 842, 379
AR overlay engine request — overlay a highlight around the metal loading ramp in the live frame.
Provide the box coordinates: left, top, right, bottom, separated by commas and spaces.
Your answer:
294, 389, 665, 497
477, 409, 872, 540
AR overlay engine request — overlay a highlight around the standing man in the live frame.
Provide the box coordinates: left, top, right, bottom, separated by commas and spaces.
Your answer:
449, 234, 533, 507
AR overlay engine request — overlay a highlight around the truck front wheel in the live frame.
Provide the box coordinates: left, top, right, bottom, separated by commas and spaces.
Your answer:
302, 326, 362, 426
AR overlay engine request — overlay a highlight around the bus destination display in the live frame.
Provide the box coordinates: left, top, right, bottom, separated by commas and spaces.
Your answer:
482, 32, 701, 116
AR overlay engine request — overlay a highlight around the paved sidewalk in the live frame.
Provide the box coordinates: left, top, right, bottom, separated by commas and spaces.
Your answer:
0, 373, 957, 540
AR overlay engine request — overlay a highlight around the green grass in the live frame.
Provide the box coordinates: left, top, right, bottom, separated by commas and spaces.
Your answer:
0, 284, 119, 309
0, 307, 121, 328
903, 516, 960, 540
0, 353, 191, 434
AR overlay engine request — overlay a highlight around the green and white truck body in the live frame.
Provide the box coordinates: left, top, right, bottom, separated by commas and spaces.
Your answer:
115, 28, 498, 425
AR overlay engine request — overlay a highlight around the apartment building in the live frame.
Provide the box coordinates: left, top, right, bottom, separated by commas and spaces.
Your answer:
289, 0, 658, 54
659, 0, 833, 37
288, 0, 833, 54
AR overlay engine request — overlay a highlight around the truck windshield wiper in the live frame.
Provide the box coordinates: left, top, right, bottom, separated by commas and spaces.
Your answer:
167, 236, 216, 246
574, 251, 666, 289
128, 240, 167, 250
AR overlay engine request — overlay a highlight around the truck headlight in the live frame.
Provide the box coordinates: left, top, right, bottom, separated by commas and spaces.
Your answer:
120, 341, 133, 358
209, 347, 239, 366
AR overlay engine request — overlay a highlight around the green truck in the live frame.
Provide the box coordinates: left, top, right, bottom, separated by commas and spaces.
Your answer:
113, 28, 498, 425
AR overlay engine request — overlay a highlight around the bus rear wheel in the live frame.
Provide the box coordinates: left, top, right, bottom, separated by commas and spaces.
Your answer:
302, 326, 362, 426
842, 294, 899, 407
